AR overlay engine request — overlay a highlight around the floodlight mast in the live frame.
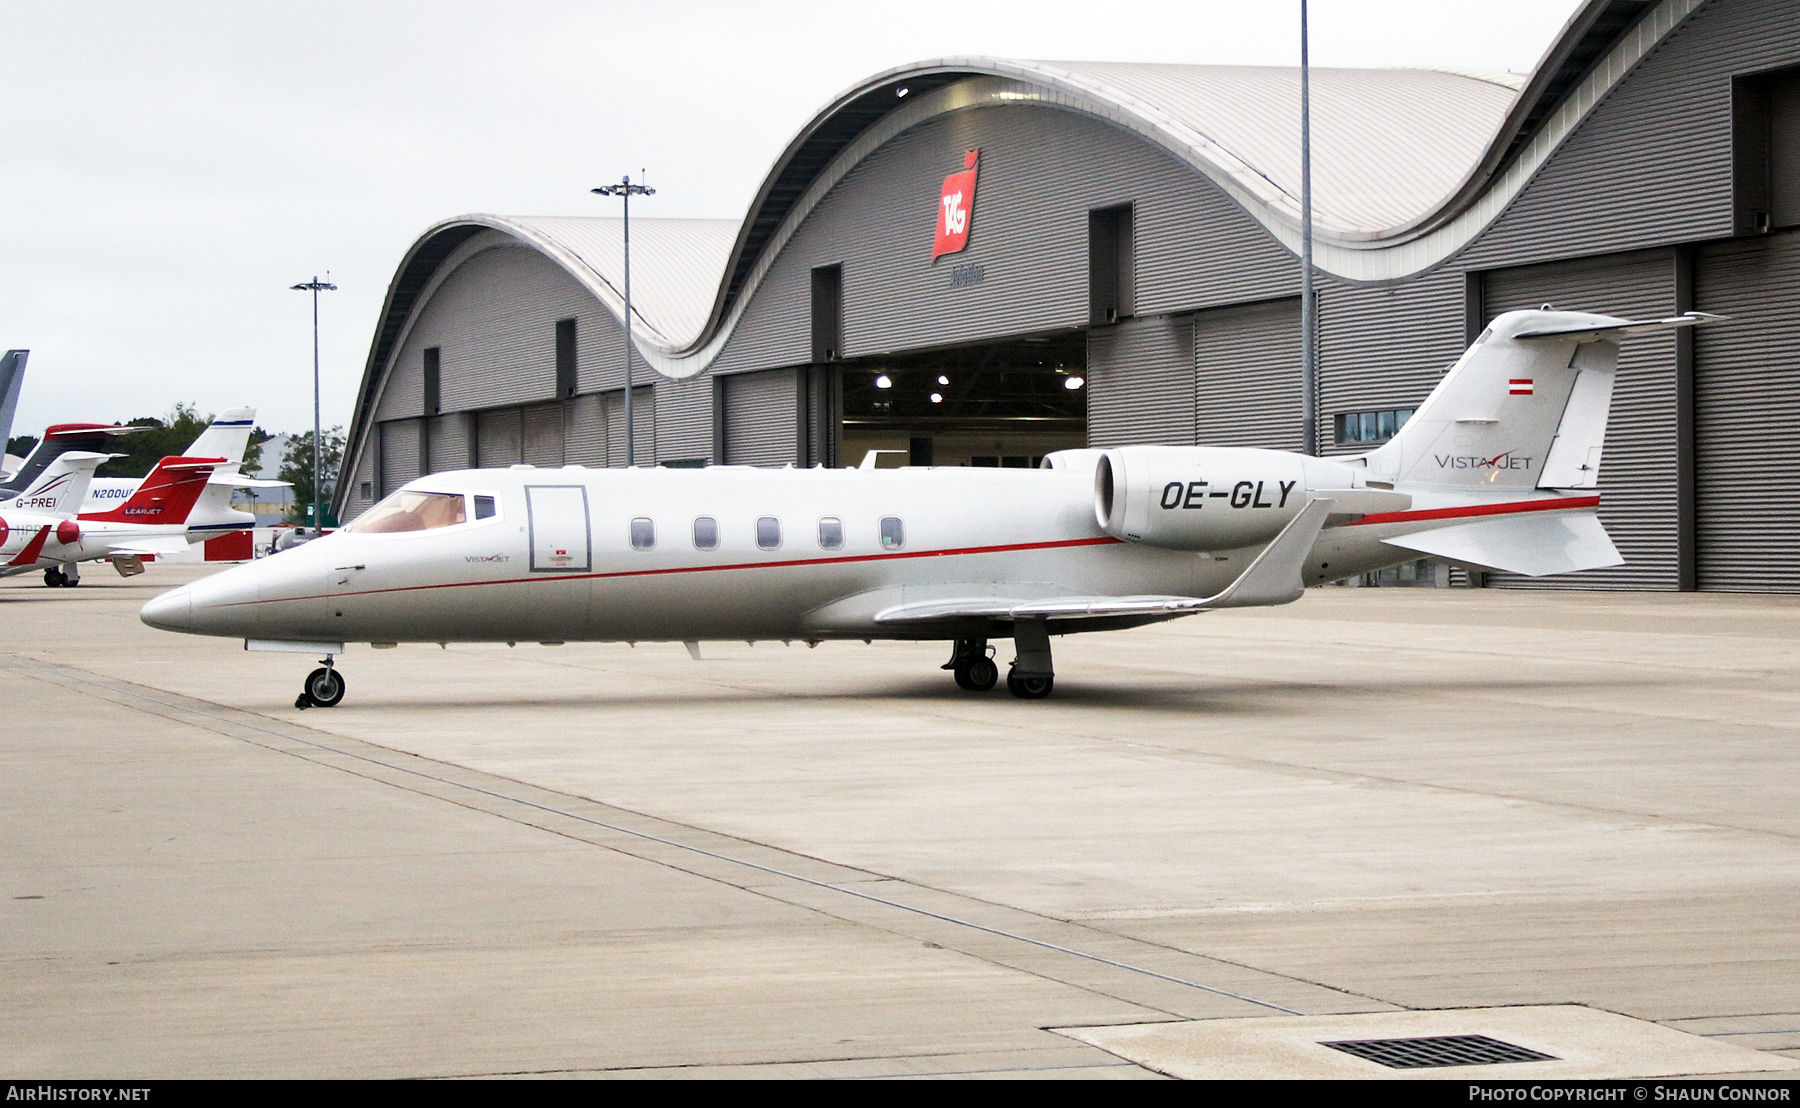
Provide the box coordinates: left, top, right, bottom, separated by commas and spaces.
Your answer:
290, 276, 337, 533
1299, 0, 1319, 456
590, 176, 655, 467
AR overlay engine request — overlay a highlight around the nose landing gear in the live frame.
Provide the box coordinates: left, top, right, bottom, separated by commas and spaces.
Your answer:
296, 656, 345, 709
943, 639, 999, 692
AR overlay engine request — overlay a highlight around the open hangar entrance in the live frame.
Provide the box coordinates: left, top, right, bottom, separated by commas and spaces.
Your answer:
836, 331, 1087, 468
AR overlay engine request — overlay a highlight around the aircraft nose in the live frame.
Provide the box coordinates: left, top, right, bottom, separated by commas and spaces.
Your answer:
140, 586, 194, 632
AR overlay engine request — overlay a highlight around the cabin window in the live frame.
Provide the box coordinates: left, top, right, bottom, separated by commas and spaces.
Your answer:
880, 516, 904, 550
473, 495, 497, 520
818, 516, 843, 550
693, 516, 718, 550
347, 490, 467, 533
756, 516, 782, 550
630, 517, 655, 550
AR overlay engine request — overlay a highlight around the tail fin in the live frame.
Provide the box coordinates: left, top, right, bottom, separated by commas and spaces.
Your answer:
3, 450, 111, 517
182, 408, 256, 473
0, 350, 27, 452
79, 456, 227, 526
1362, 309, 1720, 492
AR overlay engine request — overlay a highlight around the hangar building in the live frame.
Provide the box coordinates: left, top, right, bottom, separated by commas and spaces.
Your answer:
336, 0, 1800, 593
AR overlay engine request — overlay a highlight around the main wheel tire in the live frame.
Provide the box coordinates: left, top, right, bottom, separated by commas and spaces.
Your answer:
43, 568, 63, 587
1006, 672, 1054, 700
304, 667, 346, 708
955, 656, 999, 692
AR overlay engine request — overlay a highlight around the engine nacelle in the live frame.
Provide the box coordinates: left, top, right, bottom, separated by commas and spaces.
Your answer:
1094, 445, 1410, 551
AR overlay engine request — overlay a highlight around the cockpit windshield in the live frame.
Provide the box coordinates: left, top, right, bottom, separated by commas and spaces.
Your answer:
348, 490, 468, 533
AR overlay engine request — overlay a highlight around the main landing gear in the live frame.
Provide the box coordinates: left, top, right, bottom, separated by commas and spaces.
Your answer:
942, 623, 1056, 699
295, 656, 345, 710
43, 563, 79, 587
943, 639, 999, 692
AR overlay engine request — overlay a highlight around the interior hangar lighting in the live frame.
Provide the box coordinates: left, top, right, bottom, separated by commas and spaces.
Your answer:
875, 375, 893, 389
1064, 376, 1086, 390
937, 375, 949, 385
930, 392, 943, 403
896, 86, 909, 98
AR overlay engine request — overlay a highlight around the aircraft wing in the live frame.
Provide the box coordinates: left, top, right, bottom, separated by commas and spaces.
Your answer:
875, 498, 1335, 625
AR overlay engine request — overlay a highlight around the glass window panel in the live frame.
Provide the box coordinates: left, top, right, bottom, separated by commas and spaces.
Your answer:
1397, 409, 1413, 429
693, 516, 718, 550
818, 516, 843, 550
348, 490, 467, 533
1359, 412, 1377, 442
630, 517, 654, 550
756, 516, 781, 550
1378, 410, 1397, 440
473, 495, 497, 520
880, 516, 904, 550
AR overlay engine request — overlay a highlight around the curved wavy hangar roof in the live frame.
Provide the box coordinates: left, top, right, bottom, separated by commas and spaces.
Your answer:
364, 0, 1677, 387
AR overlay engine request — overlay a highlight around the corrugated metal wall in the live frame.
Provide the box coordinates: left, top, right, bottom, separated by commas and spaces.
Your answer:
1478, 250, 1678, 590
1695, 229, 1800, 591
476, 407, 523, 467
345, 446, 376, 519
1087, 314, 1194, 447
1317, 270, 1469, 458
564, 394, 608, 466
722, 368, 799, 465
427, 412, 471, 473
1193, 298, 1302, 450
654, 375, 714, 463
521, 402, 564, 467
378, 418, 422, 496
605, 387, 656, 467
709, 101, 1296, 376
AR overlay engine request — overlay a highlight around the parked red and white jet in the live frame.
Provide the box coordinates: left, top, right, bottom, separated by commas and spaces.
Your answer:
141, 308, 1718, 708
0, 451, 113, 577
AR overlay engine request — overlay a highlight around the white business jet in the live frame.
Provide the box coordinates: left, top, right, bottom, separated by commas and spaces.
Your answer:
0, 451, 113, 575
141, 308, 1717, 708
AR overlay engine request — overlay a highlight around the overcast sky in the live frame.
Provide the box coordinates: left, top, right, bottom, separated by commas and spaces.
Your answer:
0, 0, 1582, 439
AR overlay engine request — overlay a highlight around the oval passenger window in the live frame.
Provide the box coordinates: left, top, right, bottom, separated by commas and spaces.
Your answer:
693, 516, 718, 550
474, 495, 497, 520
756, 516, 781, 551
880, 517, 904, 550
818, 516, 843, 550
630, 517, 655, 550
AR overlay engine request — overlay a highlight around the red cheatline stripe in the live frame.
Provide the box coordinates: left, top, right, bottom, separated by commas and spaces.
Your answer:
1347, 495, 1599, 528
226, 535, 1125, 607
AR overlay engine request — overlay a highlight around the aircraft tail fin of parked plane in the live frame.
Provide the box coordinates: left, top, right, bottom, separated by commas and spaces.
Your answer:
3, 450, 111, 517
1361, 309, 1720, 494
0, 350, 27, 461
1357, 308, 1723, 576
183, 408, 256, 473
79, 456, 227, 526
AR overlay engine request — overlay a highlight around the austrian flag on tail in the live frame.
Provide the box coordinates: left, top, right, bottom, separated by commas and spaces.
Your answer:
932, 150, 979, 260
1510, 379, 1534, 395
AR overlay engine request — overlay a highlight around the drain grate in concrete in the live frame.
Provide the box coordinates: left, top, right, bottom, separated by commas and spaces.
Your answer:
1322, 1034, 1557, 1069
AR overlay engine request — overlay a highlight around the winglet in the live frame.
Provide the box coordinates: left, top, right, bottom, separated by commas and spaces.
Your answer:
1197, 497, 1334, 609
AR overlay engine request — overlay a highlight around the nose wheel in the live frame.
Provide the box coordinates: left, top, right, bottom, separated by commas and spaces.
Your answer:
943, 639, 999, 692
296, 658, 345, 709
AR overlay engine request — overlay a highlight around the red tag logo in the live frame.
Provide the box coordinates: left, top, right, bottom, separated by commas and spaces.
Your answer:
933, 150, 979, 261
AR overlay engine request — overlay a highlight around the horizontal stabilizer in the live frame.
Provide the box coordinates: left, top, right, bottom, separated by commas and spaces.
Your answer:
108, 537, 196, 557
1514, 311, 1725, 344
208, 473, 291, 489
1383, 511, 1622, 577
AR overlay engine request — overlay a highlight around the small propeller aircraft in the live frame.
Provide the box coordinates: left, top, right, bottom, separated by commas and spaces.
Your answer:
140, 308, 1718, 708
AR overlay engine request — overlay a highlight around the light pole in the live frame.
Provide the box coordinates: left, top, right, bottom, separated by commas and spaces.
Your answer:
1298, 0, 1319, 456
590, 175, 654, 467
290, 276, 337, 532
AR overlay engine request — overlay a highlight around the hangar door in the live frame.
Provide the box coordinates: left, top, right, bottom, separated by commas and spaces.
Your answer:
1695, 232, 1800, 592
1193, 298, 1302, 451
379, 418, 422, 496
1478, 250, 1677, 591
721, 368, 798, 466
1087, 315, 1194, 447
